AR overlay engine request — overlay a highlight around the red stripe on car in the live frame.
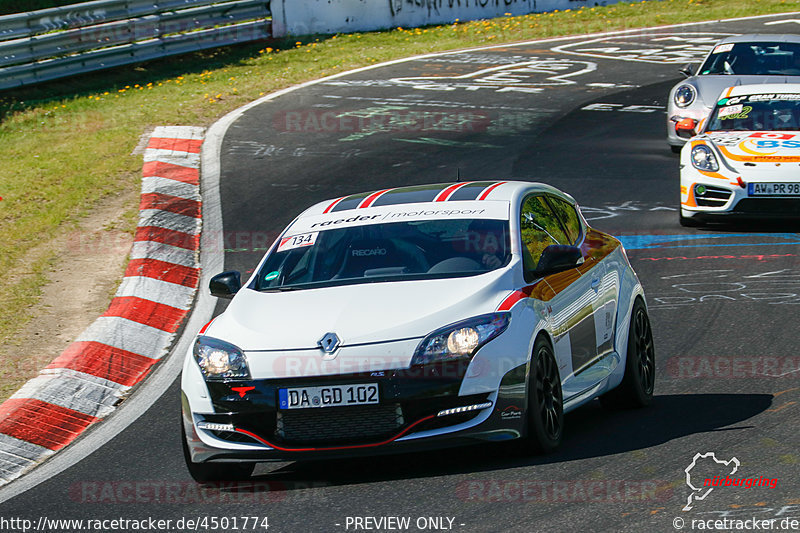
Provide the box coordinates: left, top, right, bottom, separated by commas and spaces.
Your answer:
323, 197, 344, 213
434, 182, 470, 202
477, 181, 506, 201
498, 290, 528, 311
234, 414, 436, 452
358, 188, 393, 208
198, 318, 216, 335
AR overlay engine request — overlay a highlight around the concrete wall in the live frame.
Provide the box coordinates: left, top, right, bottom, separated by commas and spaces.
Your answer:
271, 0, 619, 37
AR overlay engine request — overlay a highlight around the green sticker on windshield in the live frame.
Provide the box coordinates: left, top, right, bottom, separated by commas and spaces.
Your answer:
264, 271, 280, 281
723, 105, 752, 120
718, 98, 729, 106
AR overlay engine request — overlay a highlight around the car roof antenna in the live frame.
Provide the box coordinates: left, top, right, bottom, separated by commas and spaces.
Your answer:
456, 168, 462, 182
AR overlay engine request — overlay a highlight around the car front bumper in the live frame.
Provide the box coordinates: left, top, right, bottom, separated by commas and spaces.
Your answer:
182, 360, 528, 463
680, 167, 800, 221
667, 106, 711, 148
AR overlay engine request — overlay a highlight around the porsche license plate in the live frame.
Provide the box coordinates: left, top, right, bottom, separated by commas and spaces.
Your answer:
278, 383, 379, 409
748, 183, 800, 196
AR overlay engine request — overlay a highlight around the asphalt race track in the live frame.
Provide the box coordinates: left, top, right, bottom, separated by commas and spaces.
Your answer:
2, 13, 800, 533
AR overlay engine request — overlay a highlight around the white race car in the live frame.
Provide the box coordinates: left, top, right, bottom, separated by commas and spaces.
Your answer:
679, 84, 800, 226
667, 34, 800, 152
181, 181, 654, 481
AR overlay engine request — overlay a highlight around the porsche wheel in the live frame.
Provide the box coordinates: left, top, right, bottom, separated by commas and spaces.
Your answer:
679, 213, 700, 227
601, 299, 655, 409
525, 336, 563, 454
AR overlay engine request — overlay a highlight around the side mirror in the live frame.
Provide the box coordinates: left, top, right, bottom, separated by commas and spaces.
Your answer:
534, 245, 583, 277
679, 63, 694, 78
675, 118, 697, 139
209, 271, 241, 299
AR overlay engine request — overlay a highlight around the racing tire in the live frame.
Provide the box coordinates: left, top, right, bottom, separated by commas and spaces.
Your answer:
182, 423, 255, 483
525, 336, 564, 454
600, 299, 655, 409
679, 213, 700, 227
670, 145, 682, 154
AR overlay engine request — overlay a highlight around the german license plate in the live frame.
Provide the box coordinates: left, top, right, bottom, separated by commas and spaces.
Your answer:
748, 182, 800, 196
278, 383, 379, 409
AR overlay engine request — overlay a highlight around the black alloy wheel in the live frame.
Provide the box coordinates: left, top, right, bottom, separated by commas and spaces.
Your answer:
526, 336, 564, 454
600, 298, 655, 409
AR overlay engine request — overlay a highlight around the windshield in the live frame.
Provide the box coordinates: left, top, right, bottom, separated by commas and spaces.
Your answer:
255, 218, 511, 291
699, 42, 800, 76
706, 93, 800, 132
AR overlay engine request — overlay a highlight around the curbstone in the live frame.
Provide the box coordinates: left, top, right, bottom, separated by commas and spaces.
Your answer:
0, 126, 205, 485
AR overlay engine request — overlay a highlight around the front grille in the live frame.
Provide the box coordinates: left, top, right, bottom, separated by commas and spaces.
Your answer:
276, 404, 404, 444
210, 430, 259, 444
695, 185, 732, 207
734, 198, 800, 215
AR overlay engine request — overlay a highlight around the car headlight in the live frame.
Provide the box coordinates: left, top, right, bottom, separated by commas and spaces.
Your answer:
411, 313, 510, 366
193, 336, 250, 380
690, 144, 719, 172
674, 85, 696, 108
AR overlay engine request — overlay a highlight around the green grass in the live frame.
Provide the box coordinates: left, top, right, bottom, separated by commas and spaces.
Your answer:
1, 0, 799, 347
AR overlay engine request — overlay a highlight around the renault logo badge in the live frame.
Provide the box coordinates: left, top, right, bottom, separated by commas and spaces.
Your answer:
317, 332, 341, 355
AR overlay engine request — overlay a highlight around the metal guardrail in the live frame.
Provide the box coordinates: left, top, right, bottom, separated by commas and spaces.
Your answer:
0, 0, 271, 90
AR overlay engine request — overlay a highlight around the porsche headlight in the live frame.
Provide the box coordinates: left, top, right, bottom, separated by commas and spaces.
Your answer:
411, 313, 510, 366
690, 144, 719, 172
674, 85, 696, 108
193, 336, 250, 379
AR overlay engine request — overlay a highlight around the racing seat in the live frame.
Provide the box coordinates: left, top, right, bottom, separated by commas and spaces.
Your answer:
335, 239, 407, 279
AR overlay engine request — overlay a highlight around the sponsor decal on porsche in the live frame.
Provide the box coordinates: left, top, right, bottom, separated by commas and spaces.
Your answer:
679, 83, 800, 225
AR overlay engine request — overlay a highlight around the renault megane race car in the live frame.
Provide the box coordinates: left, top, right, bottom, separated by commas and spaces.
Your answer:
668, 34, 800, 152
679, 84, 800, 226
181, 181, 654, 481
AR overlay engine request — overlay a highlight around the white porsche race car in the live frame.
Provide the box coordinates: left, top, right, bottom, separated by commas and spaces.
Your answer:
680, 84, 800, 226
181, 181, 654, 481
667, 34, 800, 152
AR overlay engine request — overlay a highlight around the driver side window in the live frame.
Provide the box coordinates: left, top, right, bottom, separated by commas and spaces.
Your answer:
520, 195, 569, 272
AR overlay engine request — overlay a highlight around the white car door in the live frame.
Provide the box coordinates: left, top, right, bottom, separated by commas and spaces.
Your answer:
519, 194, 601, 400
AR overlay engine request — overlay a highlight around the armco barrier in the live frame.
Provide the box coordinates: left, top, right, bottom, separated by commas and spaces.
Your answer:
0, 126, 203, 485
0, 0, 271, 90
0, 0, 638, 90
